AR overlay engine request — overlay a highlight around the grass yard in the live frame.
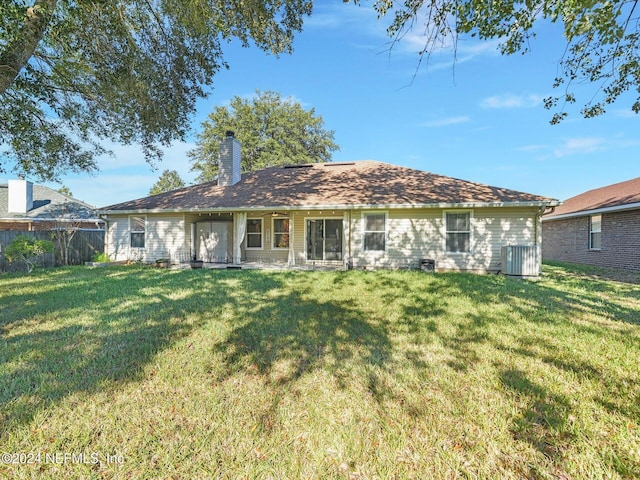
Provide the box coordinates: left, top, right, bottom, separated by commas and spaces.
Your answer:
1, 262, 639, 479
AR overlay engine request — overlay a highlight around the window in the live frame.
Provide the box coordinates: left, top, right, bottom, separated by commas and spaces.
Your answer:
130, 216, 145, 248
363, 213, 386, 251
246, 218, 263, 249
445, 212, 471, 253
590, 214, 602, 249
273, 218, 290, 249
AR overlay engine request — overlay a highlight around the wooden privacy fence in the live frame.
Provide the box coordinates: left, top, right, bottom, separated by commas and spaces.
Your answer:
0, 230, 105, 272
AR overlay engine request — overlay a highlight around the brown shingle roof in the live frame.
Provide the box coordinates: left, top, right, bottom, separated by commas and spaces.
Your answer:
546, 176, 640, 218
101, 161, 557, 212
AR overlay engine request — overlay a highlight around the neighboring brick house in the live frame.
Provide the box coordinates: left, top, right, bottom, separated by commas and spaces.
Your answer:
542, 177, 640, 271
0, 179, 104, 231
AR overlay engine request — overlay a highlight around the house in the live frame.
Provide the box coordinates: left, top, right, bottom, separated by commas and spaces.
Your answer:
0, 180, 105, 270
542, 177, 640, 271
99, 132, 559, 272
0, 179, 104, 231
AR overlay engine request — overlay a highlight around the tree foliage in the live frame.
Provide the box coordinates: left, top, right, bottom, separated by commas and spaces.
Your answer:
5, 234, 54, 273
351, 0, 640, 122
0, 0, 313, 181
56, 185, 72, 197
189, 90, 340, 183
149, 169, 186, 195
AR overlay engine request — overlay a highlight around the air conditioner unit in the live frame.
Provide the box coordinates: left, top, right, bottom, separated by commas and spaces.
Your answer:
501, 245, 540, 277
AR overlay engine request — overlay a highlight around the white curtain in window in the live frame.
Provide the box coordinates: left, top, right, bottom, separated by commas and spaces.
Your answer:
235, 212, 247, 264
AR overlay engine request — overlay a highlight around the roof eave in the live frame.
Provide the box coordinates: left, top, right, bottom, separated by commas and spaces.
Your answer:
542, 201, 640, 221
99, 200, 559, 216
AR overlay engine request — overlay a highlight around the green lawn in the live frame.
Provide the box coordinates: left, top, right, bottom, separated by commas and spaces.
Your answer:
1, 263, 639, 479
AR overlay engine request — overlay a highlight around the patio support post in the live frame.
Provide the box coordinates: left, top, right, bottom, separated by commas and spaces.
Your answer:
234, 212, 246, 265
343, 211, 350, 268
190, 223, 196, 260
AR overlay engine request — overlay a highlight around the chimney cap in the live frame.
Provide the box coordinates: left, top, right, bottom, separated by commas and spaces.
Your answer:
225, 130, 235, 138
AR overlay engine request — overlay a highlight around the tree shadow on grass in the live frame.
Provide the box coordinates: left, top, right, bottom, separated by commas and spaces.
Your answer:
344, 267, 639, 474
205, 271, 396, 439
211, 272, 392, 388
500, 369, 573, 464
0, 267, 284, 431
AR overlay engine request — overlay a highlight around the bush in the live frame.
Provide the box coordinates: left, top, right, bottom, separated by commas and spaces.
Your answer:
92, 252, 112, 263
5, 235, 54, 273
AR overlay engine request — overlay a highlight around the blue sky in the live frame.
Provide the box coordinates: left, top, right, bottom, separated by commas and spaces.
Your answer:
4, 2, 639, 207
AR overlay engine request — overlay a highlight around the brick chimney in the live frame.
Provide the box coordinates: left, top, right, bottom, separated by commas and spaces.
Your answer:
8, 179, 33, 213
218, 130, 241, 186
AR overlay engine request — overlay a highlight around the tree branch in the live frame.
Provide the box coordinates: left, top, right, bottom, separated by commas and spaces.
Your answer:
0, 0, 58, 95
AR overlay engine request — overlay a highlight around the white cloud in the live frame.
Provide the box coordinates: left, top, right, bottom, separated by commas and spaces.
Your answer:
65, 174, 158, 208
27, 140, 200, 208
553, 137, 606, 157
517, 144, 547, 153
480, 93, 543, 109
613, 108, 640, 119
305, 3, 383, 37
305, 2, 499, 66
420, 116, 470, 127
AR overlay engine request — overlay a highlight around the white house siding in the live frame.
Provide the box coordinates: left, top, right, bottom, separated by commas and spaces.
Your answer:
289, 211, 345, 266
348, 207, 539, 272
470, 208, 538, 272
106, 214, 185, 263
348, 209, 437, 269
230, 212, 289, 263
145, 215, 185, 262
106, 207, 539, 270
292, 211, 306, 265
105, 215, 130, 262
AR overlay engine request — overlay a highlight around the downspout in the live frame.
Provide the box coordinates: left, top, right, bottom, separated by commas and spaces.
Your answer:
534, 206, 556, 246
534, 205, 556, 272
100, 215, 109, 258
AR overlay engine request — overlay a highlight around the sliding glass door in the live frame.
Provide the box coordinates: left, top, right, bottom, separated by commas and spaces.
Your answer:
306, 219, 343, 261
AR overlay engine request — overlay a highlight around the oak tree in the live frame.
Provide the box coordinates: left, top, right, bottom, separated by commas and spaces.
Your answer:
189, 90, 339, 183
149, 169, 186, 195
0, 0, 312, 181
350, 0, 640, 122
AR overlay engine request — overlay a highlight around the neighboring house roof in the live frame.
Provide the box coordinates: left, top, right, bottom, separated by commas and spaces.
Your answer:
544, 176, 640, 221
101, 160, 558, 214
0, 183, 102, 223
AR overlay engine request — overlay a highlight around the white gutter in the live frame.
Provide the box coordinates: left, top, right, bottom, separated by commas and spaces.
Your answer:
541, 201, 640, 221
98, 200, 561, 216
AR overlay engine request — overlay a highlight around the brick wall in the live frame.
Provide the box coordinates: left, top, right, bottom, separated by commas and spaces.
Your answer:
542, 208, 640, 271
0, 221, 101, 231
31, 221, 101, 231
0, 221, 32, 231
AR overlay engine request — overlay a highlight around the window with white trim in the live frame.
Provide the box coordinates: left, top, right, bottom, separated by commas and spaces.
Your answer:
590, 214, 602, 249
445, 212, 471, 253
246, 218, 263, 249
272, 217, 290, 249
130, 216, 146, 248
363, 213, 386, 251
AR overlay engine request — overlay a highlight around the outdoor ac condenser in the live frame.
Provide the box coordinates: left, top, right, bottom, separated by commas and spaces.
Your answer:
501, 245, 540, 277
